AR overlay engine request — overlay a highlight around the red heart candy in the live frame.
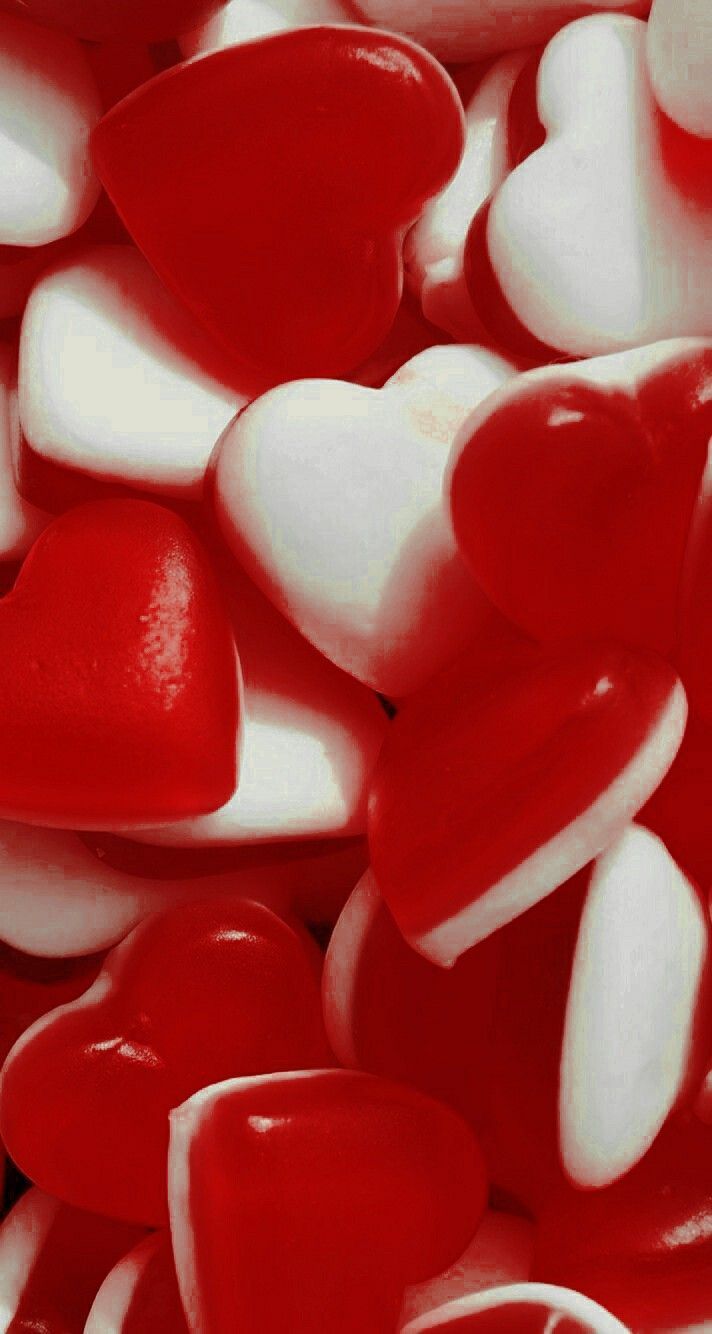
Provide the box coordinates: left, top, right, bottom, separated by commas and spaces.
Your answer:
169, 1069, 487, 1332
534, 1117, 712, 1329
0, 499, 238, 826
449, 342, 712, 654
401, 1284, 630, 1334
0, 1188, 144, 1332
91, 28, 465, 377
368, 640, 686, 964
0, 0, 228, 41
642, 715, 712, 885
0, 896, 331, 1224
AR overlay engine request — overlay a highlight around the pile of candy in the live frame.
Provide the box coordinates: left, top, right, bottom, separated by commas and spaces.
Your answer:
0, 0, 710, 1329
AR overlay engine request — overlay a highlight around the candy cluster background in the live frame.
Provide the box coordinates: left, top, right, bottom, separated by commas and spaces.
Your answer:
0, 0, 710, 1329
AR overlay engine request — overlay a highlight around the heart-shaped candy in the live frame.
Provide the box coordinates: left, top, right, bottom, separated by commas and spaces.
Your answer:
0, 0, 229, 41
19, 245, 270, 496
0, 500, 238, 827
133, 547, 386, 845
401, 1283, 631, 1333
91, 28, 465, 378
0, 1187, 144, 1332
0, 897, 332, 1224
214, 344, 515, 697
169, 1069, 487, 1332
86, 1232, 188, 1334
0, 12, 101, 247
534, 1118, 712, 1328
0, 343, 47, 560
642, 716, 712, 884
646, 0, 712, 138
559, 824, 711, 1189
368, 640, 686, 963
465, 15, 712, 357
448, 340, 712, 654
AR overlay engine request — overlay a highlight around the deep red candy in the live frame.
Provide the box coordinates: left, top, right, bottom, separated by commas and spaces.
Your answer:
91, 27, 465, 377
0, 897, 332, 1224
0, 0, 228, 42
534, 1116, 712, 1329
0, 499, 238, 826
449, 348, 712, 654
169, 1069, 488, 1333
368, 640, 685, 964
86, 1233, 189, 1333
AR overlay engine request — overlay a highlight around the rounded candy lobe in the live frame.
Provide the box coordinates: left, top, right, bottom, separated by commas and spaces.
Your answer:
0, 341, 48, 561
0, 938, 103, 1064
368, 639, 686, 964
91, 27, 465, 378
559, 824, 711, 1190
448, 341, 712, 654
0, 0, 230, 42
646, 0, 712, 139
0, 896, 332, 1224
0, 499, 239, 827
0, 11, 102, 247
169, 1068, 488, 1333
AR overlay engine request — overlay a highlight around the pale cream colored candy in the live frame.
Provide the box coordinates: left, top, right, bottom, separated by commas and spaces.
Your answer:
400, 1212, 534, 1327
133, 558, 387, 846
0, 345, 47, 561
19, 244, 269, 495
487, 14, 712, 354
560, 824, 709, 1190
0, 12, 101, 247
214, 343, 516, 698
345, 0, 646, 64
405, 50, 532, 343
180, 0, 351, 55
647, 0, 712, 138
401, 1283, 631, 1333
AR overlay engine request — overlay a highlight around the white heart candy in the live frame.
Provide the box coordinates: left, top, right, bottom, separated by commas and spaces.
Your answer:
560, 823, 709, 1190
0, 344, 47, 560
646, 0, 712, 138
214, 344, 516, 697
19, 244, 270, 495
0, 12, 101, 247
180, 0, 351, 56
133, 554, 387, 846
484, 14, 712, 354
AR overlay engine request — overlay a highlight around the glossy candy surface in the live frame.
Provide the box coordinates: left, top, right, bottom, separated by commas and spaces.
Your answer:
169, 1069, 488, 1332
0, 897, 331, 1224
0, 500, 238, 826
448, 341, 712, 652
465, 15, 712, 357
369, 640, 685, 963
92, 28, 465, 378
0, 938, 103, 1064
214, 344, 516, 697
